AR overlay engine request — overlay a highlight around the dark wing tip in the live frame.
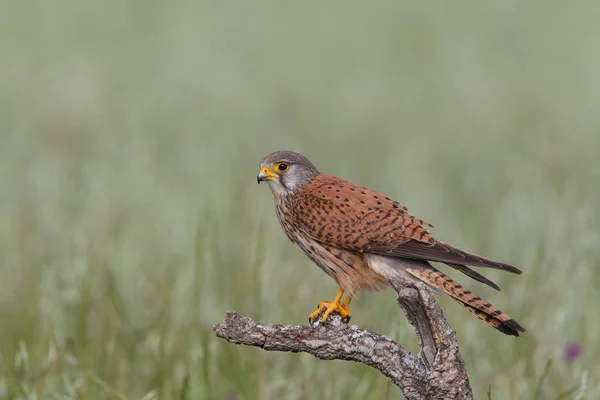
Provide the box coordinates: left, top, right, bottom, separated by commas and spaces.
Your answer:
385, 240, 524, 275
496, 262, 523, 275
437, 241, 523, 275
484, 280, 501, 292
445, 263, 502, 291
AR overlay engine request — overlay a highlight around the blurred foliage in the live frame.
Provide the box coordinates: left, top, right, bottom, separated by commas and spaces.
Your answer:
1, 0, 599, 399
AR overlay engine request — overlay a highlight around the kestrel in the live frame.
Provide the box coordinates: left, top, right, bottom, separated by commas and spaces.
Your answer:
257, 150, 525, 336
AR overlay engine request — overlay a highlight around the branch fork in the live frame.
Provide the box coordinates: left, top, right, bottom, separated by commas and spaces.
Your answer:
214, 278, 473, 399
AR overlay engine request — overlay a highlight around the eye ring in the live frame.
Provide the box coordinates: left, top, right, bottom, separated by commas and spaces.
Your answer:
275, 162, 289, 172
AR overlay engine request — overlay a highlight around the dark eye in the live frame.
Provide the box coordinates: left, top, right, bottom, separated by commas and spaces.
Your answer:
276, 162, 289, 172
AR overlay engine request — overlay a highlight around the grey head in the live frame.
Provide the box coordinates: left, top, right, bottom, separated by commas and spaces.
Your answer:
257, 150, 320, 195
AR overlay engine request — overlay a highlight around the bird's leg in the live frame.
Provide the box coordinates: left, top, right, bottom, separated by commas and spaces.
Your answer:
321, 288, 344, 322
341, 294, 352, 313
308, 288, 351, 324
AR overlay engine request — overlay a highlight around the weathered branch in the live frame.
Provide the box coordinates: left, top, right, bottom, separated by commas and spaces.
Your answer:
214, 278, 472, 399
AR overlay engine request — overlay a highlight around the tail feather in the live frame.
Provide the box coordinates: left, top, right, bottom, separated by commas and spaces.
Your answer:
454, 299, 526, 337
403, 264, 526, 337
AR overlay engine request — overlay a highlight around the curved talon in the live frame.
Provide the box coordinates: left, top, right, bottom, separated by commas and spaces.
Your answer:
341, 303, 351, 323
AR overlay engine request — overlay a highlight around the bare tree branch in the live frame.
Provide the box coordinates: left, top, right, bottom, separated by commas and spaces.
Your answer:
213, 278, 473, 399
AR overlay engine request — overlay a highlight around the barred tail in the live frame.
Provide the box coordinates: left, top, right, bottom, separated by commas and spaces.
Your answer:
403, 264, 526, 337
456, 300, 526, 336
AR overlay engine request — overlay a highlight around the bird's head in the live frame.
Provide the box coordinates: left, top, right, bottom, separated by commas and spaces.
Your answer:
257, 150, 320, 196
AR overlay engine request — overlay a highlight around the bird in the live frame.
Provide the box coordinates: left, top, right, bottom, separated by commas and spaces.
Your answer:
257, 150, 525, 336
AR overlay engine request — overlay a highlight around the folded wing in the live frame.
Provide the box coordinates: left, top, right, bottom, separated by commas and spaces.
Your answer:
294, 174, 521, 279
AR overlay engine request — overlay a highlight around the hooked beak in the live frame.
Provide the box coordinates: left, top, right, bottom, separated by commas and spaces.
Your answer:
257, 166, 278, 184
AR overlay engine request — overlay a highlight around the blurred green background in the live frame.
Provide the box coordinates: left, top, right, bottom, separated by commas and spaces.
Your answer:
1, 0, 599, 399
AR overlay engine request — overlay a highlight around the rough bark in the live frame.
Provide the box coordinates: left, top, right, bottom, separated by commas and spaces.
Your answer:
213, 277, 473, 399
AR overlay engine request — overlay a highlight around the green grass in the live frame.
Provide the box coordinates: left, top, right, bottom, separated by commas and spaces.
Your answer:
1, 0, 599, 398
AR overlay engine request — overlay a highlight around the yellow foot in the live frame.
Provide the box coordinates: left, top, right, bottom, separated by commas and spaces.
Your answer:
308, 289, 352, 324
308, 301, 329, 322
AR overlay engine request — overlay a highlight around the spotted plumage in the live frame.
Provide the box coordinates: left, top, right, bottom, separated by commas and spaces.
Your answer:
258, 150, 525, 336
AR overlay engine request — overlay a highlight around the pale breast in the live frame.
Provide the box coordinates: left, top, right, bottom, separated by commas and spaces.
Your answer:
274, 194, 298, 242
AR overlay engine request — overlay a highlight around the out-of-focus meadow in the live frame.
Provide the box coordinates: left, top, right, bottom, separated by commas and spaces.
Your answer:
1, 1, 599, 399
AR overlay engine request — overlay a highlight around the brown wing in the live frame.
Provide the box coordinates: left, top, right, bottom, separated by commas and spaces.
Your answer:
294, 174, 521, 275
376, 240, 522, 274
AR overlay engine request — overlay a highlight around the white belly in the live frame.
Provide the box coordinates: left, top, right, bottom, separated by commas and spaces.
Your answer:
364, 254, 443, 295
